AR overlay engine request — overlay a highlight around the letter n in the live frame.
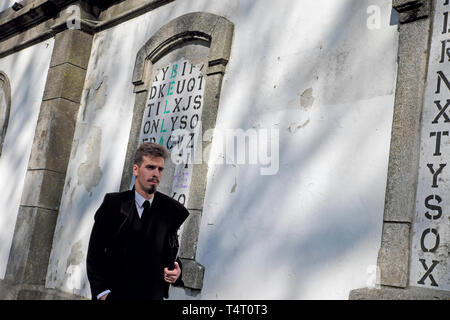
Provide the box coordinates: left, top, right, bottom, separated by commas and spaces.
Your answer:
435, 71, 450, 94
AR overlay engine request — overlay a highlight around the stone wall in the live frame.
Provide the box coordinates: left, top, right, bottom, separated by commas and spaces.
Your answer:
350, 0, 450, 300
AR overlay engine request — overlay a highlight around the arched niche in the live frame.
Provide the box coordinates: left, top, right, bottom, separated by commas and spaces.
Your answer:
120, 12, 234, 291
0, 72, 11, 157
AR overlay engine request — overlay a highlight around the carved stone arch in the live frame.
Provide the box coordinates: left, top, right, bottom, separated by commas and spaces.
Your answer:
0, 71, 11, 157
131, 12, 233, 92
121, 12, 234, 291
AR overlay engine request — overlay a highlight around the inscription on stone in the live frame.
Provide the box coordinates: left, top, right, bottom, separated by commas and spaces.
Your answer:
410, 0, 450, 291
138, 58, 204, 206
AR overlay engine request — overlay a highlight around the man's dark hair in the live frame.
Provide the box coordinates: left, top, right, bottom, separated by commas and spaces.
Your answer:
134, 142, 168, 165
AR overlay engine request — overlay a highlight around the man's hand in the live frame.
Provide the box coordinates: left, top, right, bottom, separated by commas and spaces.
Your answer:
164, 261, 181, 284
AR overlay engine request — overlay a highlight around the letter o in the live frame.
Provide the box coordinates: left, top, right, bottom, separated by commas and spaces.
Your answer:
187, 77, 195, 92
178, 193, 186, 205
420, 228, 440, 253
143, 121, 151, 134
190, 114, 199, 129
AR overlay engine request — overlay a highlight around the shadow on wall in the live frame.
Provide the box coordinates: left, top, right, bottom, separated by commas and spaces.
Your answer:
184, 0, 398, 299
0, 40, 54, 279
8, 0, 399, 299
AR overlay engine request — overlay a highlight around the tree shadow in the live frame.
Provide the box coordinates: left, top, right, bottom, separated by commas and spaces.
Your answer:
0, 0, 400, 300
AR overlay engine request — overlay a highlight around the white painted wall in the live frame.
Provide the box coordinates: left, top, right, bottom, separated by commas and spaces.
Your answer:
0, 39, 55, 279
46, 0, 399, 299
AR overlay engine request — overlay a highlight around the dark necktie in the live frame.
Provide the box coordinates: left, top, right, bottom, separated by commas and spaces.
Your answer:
141, 200, 151, 225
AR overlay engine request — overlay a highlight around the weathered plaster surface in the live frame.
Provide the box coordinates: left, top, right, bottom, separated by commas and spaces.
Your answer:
172, 0, 399, 299
77, 126, 103, 194
0, 38, 55, 279
45, 0, 399, 299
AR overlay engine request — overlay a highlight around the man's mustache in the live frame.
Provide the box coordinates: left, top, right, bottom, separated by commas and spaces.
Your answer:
147, 178, 159, 183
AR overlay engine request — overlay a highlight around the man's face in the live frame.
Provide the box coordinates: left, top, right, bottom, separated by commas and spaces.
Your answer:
133, 155, 165, 196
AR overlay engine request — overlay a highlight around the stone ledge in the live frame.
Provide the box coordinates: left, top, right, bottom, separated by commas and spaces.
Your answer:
179, 258, 205, 290
95, 0, 174, 32
0, 2, 95, 59
0, 0, 171, 59
0, 280, 85, 300
349, 286, 450, 300
0, 0, 76, 40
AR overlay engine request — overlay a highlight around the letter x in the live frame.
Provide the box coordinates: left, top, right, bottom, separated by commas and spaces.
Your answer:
432, 100, 450, 124
173, 97, 182, 113
417, 259, 439, 287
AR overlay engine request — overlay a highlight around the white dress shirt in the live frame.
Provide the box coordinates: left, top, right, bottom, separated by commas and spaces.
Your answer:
134, 190, 154, 218
96, 191, 154, 300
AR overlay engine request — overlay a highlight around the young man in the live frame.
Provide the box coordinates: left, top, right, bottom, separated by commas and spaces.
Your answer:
86, 142, 189, 300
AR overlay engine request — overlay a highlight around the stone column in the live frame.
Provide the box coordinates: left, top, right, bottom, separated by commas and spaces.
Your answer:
350, 0, 450, 300
0, 26, 93, 300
